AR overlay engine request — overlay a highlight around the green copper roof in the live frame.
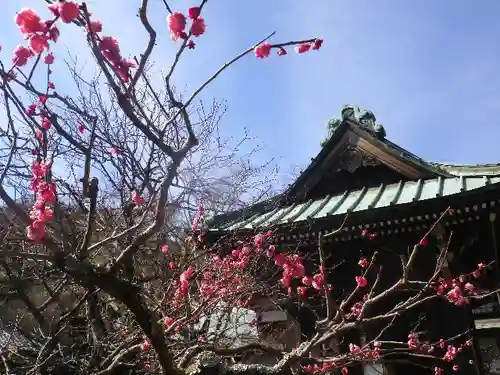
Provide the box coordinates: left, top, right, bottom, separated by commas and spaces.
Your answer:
431, 163, 500, 177
209, 176, 500, 232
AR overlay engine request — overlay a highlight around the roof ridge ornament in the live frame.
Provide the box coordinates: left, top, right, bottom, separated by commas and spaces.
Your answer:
321, 105, 386, 146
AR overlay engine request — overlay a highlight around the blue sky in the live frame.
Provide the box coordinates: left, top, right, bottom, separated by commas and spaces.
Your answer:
2, 0, 500, 188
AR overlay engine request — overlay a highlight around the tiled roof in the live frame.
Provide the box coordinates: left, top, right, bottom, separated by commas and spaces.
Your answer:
431, 162, 500, 177
209, 176, 500, 232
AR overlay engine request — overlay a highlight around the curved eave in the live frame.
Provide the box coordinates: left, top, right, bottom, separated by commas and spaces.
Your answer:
204, 194, 283, 231
208, 175, 500, 233
359, 130, 451, 178
431, 163, 500, 177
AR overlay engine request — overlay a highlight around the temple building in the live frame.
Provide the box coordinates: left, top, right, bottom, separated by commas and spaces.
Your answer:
206, 105, 500, 375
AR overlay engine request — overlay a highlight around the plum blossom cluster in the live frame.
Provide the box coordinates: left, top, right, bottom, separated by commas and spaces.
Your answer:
204, 232, 374, 304
200, 231, 327, 302
360, 228, 376, 240
169, 235, 271, 308
199, 254, 256, 301
301, 342, 380, 374
159, 243, 257, 324
151, 223, 486, 369
347, 294, 368, 319
167, 7, 205, 49
254, 38, 323, 59
159, 231, 312, 339
302, 362, 349, 375
14, 3, 135, 82
191, 204, 205, 232
234, 232, 326, 297
403, 333, 473, 374
13, 3, 80, 67
27, 159, 56, 241
439, 338, 474, 373
302, 335, 473, 375
151, 266, 204, 341
25, 92, 59, 241
275, 253, 306, 290
155, 244, 264, 342
26, 91, 57, 142
431, 263, 486, 306
262, 233, 330, 297
131, 190, 146, 205
174, 266, 195, 300
349, 342, 381, 361
98, 35, 137, 82
338, 257, 370, 319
